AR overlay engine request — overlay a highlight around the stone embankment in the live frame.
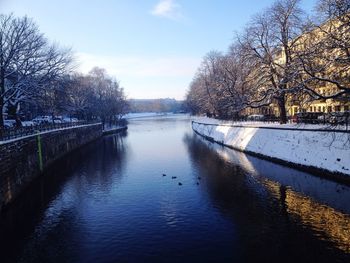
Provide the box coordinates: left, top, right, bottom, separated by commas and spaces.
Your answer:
102, 126, 128, 136
192, 121, 350, 181
0, 123, 124, 212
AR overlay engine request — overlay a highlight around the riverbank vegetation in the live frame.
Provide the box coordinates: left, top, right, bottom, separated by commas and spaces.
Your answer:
185, 0, 350, 123
0, 14, 128, 129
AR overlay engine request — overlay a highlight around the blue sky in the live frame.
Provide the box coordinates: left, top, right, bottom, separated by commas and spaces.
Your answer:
1, 0, 317, 99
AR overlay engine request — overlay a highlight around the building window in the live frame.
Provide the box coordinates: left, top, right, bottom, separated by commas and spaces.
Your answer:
328, 106, 332, 112
344, 105, 349, 111
318, 106, 321, 112
335, 106, 341, 112
294, 107, 298, 114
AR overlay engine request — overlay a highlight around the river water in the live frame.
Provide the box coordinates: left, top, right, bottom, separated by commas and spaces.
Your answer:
0, 115, 349, 262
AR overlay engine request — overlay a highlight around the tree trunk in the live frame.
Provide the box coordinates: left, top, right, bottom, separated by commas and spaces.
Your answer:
15, 102, 22, 128
0, 98, 4, 139
277, 95, 287, 124
0, 67, 5, 128
0, 97, 4, 128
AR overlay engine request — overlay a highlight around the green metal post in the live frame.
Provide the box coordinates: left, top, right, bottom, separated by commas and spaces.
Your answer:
37, 132, 43, 172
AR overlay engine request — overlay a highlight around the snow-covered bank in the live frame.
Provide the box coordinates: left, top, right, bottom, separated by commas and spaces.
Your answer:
192, 120, 350, 177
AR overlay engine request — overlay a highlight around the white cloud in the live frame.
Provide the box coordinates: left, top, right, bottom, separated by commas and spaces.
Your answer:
150, 0, 184, 20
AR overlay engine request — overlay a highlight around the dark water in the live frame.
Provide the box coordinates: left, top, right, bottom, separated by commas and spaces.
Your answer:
1, 115, 349, 262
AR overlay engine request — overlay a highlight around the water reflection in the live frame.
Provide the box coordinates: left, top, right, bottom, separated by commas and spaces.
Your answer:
0, 116, 349, 262
284, 188, 349, 253
0, 133, 127, 263
184, 133, 350, 260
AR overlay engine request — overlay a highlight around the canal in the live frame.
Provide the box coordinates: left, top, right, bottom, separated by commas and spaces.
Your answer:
0, 115, 349, 262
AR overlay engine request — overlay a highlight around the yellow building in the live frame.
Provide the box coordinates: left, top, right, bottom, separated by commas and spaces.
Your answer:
286, 14, 350, 116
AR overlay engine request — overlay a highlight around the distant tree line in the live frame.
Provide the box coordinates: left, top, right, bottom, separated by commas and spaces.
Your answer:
128, 98, 185, 113
185, 0, 350, 123
0, 14, 127, 128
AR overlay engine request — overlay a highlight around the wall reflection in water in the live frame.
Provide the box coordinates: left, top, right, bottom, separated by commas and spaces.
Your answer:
0, 132, 128, 263
184, 133, 350, 258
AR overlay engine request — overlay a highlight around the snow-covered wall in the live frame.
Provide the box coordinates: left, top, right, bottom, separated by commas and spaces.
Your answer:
192, 121, 350, 177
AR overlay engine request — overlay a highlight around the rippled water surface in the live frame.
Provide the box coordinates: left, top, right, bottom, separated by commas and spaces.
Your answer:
1, 115, 349, 262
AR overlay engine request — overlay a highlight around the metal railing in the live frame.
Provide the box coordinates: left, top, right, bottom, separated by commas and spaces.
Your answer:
0, 121, 101, 141
290, 112, 350, 130
213, 116, 280, 123
192, 120, 350, 133
214, 113, 350, 127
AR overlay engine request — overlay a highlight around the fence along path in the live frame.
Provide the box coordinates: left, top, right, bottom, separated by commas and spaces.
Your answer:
0, 121, 101, 141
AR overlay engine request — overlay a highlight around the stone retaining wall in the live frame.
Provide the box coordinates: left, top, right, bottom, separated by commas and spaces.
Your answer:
192, 121, 350, 180
0, 123, 102, 212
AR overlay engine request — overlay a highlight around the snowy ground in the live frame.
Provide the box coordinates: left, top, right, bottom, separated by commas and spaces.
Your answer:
192, 118, 350, 176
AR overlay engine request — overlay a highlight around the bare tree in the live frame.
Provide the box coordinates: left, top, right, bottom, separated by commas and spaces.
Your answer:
200, 51, 228, 117
86, 67, 127, 127
186, 73, 213, 116
186, 47, 258, 119
296, 0, 350, 101
218, 45, 261, 117
238, 0, 307, 123
64, 74, 96, 119
0, 14, 72, 127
